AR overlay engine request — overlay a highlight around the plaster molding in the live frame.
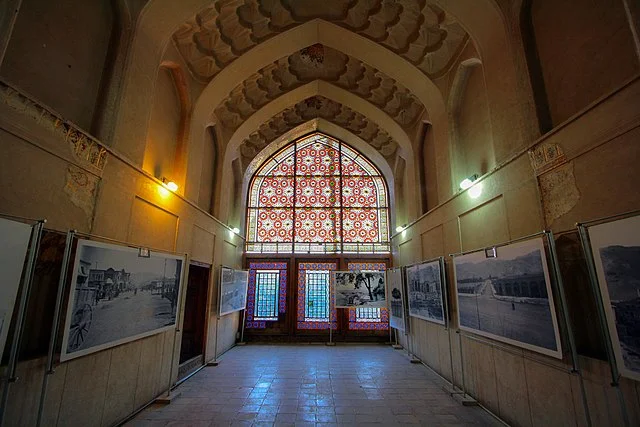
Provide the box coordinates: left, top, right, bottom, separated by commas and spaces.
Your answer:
173, 0, 468, 83
0, 81, 109, 173
213, 44, 426, 130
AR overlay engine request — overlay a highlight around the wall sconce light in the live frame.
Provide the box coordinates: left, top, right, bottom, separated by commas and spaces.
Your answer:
459, 174, 478, 190
231, 227, 240, 234
162, 177, 178, 192
395, 224, 407, 233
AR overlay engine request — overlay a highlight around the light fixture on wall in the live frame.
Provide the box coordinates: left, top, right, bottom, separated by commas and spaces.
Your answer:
459, 174, 478, 190
231, 227, 240, 234
162, 177, 178, 192
395, 224, 407, 233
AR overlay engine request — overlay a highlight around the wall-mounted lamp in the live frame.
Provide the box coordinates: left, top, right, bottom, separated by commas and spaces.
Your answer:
162, 177, 178, 192
231, 227, 240, 234
395, 224, 407, 233
459, 174, 478, 190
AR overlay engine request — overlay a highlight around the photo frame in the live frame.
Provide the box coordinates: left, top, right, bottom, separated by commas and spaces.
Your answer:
452, 237, 563, 359
60, 239, 185, 361
406, 258, 446, 326
334, 270, 386, 308
582, 214, 640, 381
219, 266, 249, 316
0, 218, 34, 360
387, 268, 405, 332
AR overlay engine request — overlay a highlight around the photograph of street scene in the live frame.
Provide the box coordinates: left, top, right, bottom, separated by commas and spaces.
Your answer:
62, 240, 184, 360
453, 238, 562, 358
334, 271, 386, 308
219, 267, 249, 316
407, 259, 445, 325
588, 215, 640, 380
388, 268, 405, 331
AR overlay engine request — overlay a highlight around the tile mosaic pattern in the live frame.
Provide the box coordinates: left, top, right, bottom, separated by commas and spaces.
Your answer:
126, 344, 502, 426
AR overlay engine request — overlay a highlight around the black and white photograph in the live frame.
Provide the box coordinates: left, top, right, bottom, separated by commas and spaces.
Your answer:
334, 270, 386, 308
388, 268, 405, 331
406, 258, 445, 325
61, 239, 185, 361
0, 217, 33, 360
219, 267, 249, 316
586, 214, 640, 381
453, 237, 562, 358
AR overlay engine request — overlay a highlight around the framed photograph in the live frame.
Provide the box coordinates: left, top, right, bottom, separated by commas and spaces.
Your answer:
584, 214, 640, 381
60, 239, 185, 361
219, 267, 249, 316
406, 258, 446, 325
387, 268, 405, 332
334, 270, 386, 308
0, 218, 33, 360
453, 237, 563, 359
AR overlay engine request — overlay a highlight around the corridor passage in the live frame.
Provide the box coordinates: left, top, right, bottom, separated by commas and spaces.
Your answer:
127, 344, 503, 426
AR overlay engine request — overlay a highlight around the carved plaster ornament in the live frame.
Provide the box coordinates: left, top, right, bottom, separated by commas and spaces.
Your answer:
213, 44, 426, 130
173, 1, 468, 82
237, 96, 399, 170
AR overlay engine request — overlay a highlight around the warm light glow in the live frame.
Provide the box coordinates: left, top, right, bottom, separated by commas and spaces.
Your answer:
158, 185, 170, 198
469, 183, 483, 199
395, 225, 405, 233
161, 177, 178, 192
232, 227, 240, 234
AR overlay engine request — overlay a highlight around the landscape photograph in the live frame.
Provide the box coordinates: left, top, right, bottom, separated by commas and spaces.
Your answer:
453, 238, 562, 358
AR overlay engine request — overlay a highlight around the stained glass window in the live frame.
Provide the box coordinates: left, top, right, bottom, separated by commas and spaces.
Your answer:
246, 262, 287, 329
254, 270, 280, 320
247, 133, 390, 254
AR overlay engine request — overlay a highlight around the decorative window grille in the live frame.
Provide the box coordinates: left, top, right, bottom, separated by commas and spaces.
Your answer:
246, 133, 390, 254
355, 307, 382, 322
254, 270, 280, 320
304, 270, 330, 321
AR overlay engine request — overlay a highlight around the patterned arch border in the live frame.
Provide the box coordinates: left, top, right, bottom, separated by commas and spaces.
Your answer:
297, 262, 338, 330
347, 262, 389, 331
246, 262, 288, 329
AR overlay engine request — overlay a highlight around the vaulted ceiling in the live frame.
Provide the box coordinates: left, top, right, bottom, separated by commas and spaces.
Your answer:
238, 95, 399, 168
169, 0, 471, 199
173, 1, 468, 83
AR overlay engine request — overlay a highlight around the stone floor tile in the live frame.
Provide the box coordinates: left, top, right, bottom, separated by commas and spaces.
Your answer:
129, 345, 503, 427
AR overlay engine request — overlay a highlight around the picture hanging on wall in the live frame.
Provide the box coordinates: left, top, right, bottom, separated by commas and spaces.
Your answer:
453, 237, 563, 359
0, 218, 33, 360
219, 267, 249, 316
387, 268, 406, 332
406, 258, 446, 325
60, 239, 185, 361
334, 270, 386, 308
584, 214, 640, 381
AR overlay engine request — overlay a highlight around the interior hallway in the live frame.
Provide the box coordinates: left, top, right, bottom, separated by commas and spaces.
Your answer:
126, 344, 502, 426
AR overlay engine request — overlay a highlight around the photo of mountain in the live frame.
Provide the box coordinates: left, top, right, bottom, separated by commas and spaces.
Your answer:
586, 214, 640, 381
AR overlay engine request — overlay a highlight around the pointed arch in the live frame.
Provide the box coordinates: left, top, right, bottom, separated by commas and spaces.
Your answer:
245, 132, 391, 254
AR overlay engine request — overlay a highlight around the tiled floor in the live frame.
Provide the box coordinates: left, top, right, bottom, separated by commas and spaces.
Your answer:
126, 344, 503, 427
